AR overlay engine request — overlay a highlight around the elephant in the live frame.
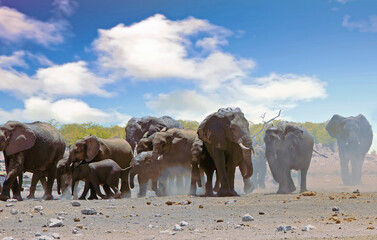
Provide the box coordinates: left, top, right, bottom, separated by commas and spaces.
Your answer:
129, 151, 159, 197
151, 128, 197, 196
190, 137, 218, 196
0, 121, 66, 201
125, 116, 183, 153
71, 159, 129, 199
197, 107, 254, 197
250, 144, 267, 191
68, 135, 133, 199
136, 133, 157, 154
56, 153, 72, 196
264, 122, 314, 194
326, 114, 373, 185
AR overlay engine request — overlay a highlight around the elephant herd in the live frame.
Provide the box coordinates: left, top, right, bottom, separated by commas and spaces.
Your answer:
0, 109, 373, 201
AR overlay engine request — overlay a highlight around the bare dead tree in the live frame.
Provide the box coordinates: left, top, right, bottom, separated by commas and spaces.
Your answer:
251, 109, 281, 139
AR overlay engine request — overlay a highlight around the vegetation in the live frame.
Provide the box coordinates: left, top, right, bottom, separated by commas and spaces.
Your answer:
53, 119, 335, 147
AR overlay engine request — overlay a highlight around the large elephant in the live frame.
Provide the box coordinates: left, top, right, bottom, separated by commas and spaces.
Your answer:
197, 107, 254, 197
264, 122, 314, 194
0, 121, 66, 201
250, 144, 266, 191
129, 151, 159, 197
151, 128, 196, 196
326, 114, 373, 185
125, 116, 183, 153
69, 135, 133, 199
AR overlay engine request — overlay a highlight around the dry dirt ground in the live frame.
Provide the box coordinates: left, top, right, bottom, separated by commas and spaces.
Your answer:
1, 147, 377, 240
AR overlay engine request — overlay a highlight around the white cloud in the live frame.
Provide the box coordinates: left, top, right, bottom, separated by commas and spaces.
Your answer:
0, 6, 65, 45
52, 0, 78, 17
0, 97, 130, 125
146, 73, 327, 122
0, 52, 115, 99
342, 15, 377, 33
93, 14, 254, 91
336, 0, 353, 4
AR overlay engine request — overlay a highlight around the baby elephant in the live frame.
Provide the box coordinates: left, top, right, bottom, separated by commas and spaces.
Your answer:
72, 159, 129, 199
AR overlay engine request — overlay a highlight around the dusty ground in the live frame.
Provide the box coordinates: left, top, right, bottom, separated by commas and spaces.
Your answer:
0, 147, 377, 239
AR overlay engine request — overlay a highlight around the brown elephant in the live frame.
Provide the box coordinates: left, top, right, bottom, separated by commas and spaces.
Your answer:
151, 128, 197, 196
198, 107, 254, 197
72, 159, 129, 199
0, 121, 66, 201
69, 135, 133, 199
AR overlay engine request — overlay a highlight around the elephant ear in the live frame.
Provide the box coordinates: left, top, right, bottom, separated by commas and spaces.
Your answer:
326, 114, 345, 139
198, 114, 228, 150
284, 124, 304, 150
5, 123, 36, 156
84, 136, 100, 162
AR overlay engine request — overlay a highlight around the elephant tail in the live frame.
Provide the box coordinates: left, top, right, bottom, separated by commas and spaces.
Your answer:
313, 149, 328, 158
120, 166, 132, 172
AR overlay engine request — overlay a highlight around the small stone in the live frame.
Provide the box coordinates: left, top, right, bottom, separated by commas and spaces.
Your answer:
154, 214, 162, 217
3, 237, 14, 240
35, 232, 42, 236
10, 209, 18, 215
301, 191, 316, 196
36, 235, 53, 240
332, 206, 340, 212
57, 216, 64, 220
277, 225, 293, 232
259, 212, 265, 215
225, 199, 237, 204
72, 228, 79, 234
48, 219, 64, 228
199, 205, 204, 209
34, 205, 43, 212
57, 212, 68, 216
5, 203, 14, 207
165, 200, 174, 205
81, 208, 96, 215
147, 224, 153, 229
181, 200, 191, 205
173, 224, 183, 231
234, 225, 242, 229
105, 230, 112, 233
216, 219, 224, 223
169, 232, 176, 235
179, 221, 188, 226
367, 226, 375, 230
52, 233, 60, 239
242, 214, 254, 222
301, 224, 316, 231
7, 199, 17, 202
76, 225, 84, 229
17, 218, 22, 223
70, 201, 81, 207
146, 201, 151, 205
160, 230, 170, 234
74, 217, 80, 222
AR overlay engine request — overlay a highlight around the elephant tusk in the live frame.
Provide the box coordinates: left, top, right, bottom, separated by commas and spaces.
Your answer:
157, 155, 162, 161
238, 142, 249, 150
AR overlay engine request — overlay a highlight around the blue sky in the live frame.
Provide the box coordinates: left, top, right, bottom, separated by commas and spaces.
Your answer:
0, 0, 376, 149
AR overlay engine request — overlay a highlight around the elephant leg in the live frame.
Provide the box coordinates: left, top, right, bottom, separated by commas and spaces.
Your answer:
176, 174, 184, 194
299, 168, 308, 193
42, 170, 55, 200
87, 183, 99, 200
157, 171, 168, 196
259, 163, 267, 189
297, 170, 301, 187
137, 175, 147, 197
189, 171, 198, 196
351, 156, 364, 185
27, 173, 40, 199
103, 184, 114, 196
340, 156, 351, 185
152, 179, 158, 192
213, 170, 220, 193
277, 169, 296, 194
204, 169, 214, 197
91, 180, 107, 199
167, 174, 175, 195
250, 169, 257, 189
243, 177, 253, 194
79, 182, 90, 200
1, 154, 23, 201
226, 165, 238, 196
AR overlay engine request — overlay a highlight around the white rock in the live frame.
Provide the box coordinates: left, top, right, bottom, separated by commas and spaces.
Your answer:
147, 225, 153, 229
10, 209, 18, 215
57, 216, 64, 220
36, 235, 53, 240
3, 237, 14, 240
17, 218, 22, 223
332, 206, 340, 211
81, 208, 96, 215
6, 199, 17, 202
70, 201, 81, 207
34, 205, 43, 212
48, 219, 64, 228
57, 212, 68, 216
35, 232, 42, 236
5, 204, 14, 207
173, 224, 183, 231
225, 199, 237, 204
159, 230, 170, 234
301, 224, 316, 231
169, 232, 177, 235
179, 221, 188, 226
277, 225, 294, 232
242, 214, 254, 222
72, 228, 79, 234
234, 225, 242, 229
52, 233, 60, 239
154, 214, 162, 217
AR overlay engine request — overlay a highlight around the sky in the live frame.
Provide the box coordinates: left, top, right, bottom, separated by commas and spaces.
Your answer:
0, 0, 376, 150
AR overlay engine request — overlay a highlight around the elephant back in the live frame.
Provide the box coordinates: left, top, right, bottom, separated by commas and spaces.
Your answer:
159, 116, 184, 129
101, 137, 133, 169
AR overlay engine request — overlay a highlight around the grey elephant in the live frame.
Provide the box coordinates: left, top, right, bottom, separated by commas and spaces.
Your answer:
0, 121, 66, 201
326, 114, 373, 185
69, 135, 133, 199
264, 122, 314, 194
71, 159, 129, 199
56, 153, 72, 196
197, 107, 254, 197
129, 151, 159, 197
125, 116, 183, 153
250, 144, 266, 191
151, 128, 196, 196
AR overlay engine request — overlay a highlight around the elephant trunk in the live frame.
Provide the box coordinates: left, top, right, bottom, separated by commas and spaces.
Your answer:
56, 169, 62, 195
130, 168, 136, 189
71, 179, 76, 196
239, 142, 253, 179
